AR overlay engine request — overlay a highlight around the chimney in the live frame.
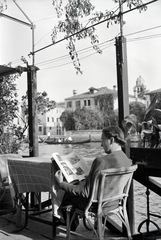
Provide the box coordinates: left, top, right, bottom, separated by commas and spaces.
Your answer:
113, 85, 116, 91
73, 90, 77, 95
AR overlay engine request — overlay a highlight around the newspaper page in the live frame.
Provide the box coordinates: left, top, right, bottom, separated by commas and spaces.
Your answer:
51, 151, 90, 183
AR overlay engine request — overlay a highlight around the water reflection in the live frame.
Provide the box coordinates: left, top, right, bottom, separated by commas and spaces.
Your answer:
39, 142, 105, 160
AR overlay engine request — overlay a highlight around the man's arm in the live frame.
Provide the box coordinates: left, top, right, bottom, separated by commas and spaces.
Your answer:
55, 157, 101, 198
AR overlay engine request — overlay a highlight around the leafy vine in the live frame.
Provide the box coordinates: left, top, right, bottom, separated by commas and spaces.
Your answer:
95, 94, 114, 113
52, 0, 147, 74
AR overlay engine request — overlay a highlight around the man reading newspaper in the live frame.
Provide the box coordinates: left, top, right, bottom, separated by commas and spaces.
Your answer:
54, 126, 132, 231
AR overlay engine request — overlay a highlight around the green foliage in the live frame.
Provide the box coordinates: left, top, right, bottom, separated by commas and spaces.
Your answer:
0, 73, 25, 153
0, 0, 7, 13
0, 74, 55, 153
155, 93, 161, 109
60, 106, 118, 130
103, 110, 118, 127
60, 110, 75, 130
73, 107, 103, 130
129, 101, 146, 122
95, 94, 118, 127
0, 74, 19, 127
52, 0, 147, 74
122, 114, 138, 137
122, 94, 161, 148
21, 91, 56, 115
95, 94, 114, 113
147, 93, 161, 124
52, 0, 99, 74
114, 0, 147, 11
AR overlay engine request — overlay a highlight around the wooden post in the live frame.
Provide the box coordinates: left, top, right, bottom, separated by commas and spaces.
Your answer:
115, 36, 129, 126
27, 65, 39, 207
27, 65, 39, 157
115, 36, 135, 234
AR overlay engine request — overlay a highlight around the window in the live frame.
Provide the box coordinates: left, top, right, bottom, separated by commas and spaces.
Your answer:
67, 101, 72, 108
39, 126, 42, 131
76, 101, 80, 108
95, 99, 97, 105
88, 100, 90, 106
49, 127, 52, 130
84, 100, 86, 106
52, 117, 54, 122
47, 117, 49, 122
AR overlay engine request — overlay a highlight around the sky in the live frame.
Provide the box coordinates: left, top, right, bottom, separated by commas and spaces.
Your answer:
0, 0, 161, 102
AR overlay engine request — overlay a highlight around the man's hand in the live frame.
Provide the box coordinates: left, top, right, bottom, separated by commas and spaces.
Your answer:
55, 170, 63, 184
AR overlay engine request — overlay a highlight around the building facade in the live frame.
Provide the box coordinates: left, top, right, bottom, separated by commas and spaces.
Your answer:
38, 102, 65, 136
65, 87, 117, 112
65, 84, 148, 113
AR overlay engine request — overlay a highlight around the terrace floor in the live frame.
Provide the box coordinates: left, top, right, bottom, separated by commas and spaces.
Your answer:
0, 211, 130, 240
1, 200, 161, 240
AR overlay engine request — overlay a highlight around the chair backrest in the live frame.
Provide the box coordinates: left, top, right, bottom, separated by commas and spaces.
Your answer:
0, 154, 23, 180
0, 154, 22, 214
86, 165, 138, 213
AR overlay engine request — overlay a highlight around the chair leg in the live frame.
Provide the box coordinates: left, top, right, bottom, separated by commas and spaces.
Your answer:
97, 215, 103, 240
123, 209, 132, 240
118, 208, 132, 240
66, 210, 71, 240
52, 216, 57, 240
16, 193, 23, 228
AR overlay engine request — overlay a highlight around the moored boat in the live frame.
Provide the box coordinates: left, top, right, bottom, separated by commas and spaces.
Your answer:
45, 138, 90, 145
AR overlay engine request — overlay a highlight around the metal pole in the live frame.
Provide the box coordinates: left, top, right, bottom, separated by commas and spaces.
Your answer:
12, 0, 35, 65
31, 26, 35, 65
119, 0, 123, 38
12, 0, 33, 24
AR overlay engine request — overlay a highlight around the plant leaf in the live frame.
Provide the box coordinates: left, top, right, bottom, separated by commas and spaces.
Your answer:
143, 94, 158, 121
122, 114, 138, 134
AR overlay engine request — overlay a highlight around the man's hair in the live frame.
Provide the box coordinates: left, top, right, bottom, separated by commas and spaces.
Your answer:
102, 126, 126, 146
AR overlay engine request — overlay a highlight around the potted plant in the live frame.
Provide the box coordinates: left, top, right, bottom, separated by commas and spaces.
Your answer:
122, 94, 161, 149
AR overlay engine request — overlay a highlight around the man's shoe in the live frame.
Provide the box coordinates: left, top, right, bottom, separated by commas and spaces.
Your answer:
55, 218, 66, 227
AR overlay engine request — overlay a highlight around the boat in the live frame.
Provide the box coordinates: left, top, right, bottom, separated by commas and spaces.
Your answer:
45, 138, 91, 145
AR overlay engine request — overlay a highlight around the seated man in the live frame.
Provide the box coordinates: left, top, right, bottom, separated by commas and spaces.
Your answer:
55, 126, 132, 230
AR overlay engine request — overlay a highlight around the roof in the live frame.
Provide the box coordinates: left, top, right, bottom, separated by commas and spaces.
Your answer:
146, 88, 161, 95
65, 87, 117, 100
56, 102, 65, 108
0, 65, 27, 78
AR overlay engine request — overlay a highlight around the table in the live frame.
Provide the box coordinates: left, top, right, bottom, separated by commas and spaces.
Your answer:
7, 156, 52, 194
7, 156, 56, 235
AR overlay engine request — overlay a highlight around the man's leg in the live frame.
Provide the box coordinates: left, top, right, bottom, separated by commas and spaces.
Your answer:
60, 193, 87, 231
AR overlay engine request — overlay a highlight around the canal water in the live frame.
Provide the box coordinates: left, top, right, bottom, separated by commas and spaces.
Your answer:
19, 142, 161, 234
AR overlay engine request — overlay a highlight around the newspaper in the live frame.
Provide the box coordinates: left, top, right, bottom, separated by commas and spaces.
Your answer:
51, 151, 90, 183
51, 151, 90, 219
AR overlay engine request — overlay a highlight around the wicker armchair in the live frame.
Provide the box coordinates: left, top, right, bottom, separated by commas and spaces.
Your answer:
63, 165, 137, 240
